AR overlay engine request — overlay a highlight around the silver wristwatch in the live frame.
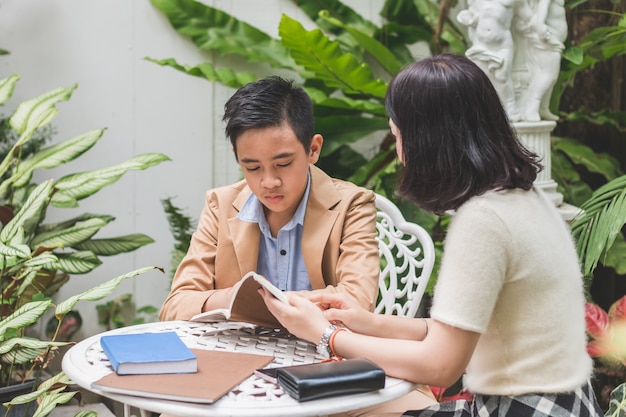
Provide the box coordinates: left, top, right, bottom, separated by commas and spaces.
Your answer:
316, 325, 338, 358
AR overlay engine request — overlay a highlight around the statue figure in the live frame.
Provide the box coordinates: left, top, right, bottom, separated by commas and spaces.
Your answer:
457, 0, 568, 122
519, 0, 567, 121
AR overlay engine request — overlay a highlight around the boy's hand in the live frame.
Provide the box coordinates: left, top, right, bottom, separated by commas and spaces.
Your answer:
259, 288, 331, 344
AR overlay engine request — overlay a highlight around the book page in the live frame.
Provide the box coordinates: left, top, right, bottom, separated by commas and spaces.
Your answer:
191, 271, 287, 328
251, 273, 289, 303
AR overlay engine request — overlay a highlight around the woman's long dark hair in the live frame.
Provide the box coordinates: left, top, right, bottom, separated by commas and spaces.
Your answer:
385, 54, 543, 214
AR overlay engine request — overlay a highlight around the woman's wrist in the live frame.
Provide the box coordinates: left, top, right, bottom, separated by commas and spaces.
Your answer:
329, 327, 347, 359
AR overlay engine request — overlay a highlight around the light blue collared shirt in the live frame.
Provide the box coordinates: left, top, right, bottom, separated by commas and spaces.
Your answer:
237, 173, 312, 291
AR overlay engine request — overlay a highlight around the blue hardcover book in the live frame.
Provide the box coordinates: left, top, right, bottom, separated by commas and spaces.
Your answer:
100, 331, 197, 375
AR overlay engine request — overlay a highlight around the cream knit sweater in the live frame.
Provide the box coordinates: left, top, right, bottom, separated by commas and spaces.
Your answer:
430, 188, 592, 395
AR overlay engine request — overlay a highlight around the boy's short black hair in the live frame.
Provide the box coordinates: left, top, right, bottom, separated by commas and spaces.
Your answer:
223, 76, 315, 158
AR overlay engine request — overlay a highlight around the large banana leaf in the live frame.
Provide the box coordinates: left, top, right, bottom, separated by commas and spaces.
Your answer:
74, 234, 155, 256
318, 11, 402, 75
145, 57, 257, 89
10, 129, 105, 189
307, 88, 386, 115
570, 175, 626, 276
553, 136, 622, 181
317, 116, 389, 156
279, 14, 388, 98
149, 0, 296, 70
51, 153, 170, 207
294, 0, 377, 34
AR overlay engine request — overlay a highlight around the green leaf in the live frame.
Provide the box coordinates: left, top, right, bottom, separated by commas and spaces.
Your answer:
51, 153, 170, 207
561, 108, 626, 134
0, 300, 52, 340
10, 85, 77, 136
32, 391, 77, 417
55, 251, 102, 274
38, 370, 72, 391
0, 181, 53, 243
553, 136, 622, 181
31, 218, 108, 248
55, 266, 163, 315
570, 175, 626, 276
37, 213, 115, 234
12, 129, 105, 188
0, 337, 67, 355
318, 10, 402, 75
0, 241, 31, 259
144, 57, 257, 89
74, 234, 155, 256
0, 74, 20, 105
279, 14, 388, 98
149, 0, 296, 70
73, 412, 99, 417
307, 88, 386, 115
605, 382, 626, 417
316, 115, 388, 155
562, 46, 584, 65
294, 0, 377, 34
23, 251, 58, 269
604, 234, 626, 274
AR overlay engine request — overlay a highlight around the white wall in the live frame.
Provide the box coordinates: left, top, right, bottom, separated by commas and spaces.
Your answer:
0, 0, 385, 338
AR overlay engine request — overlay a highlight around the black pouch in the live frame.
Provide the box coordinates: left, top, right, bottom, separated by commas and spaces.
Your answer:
276, 358, 386, 402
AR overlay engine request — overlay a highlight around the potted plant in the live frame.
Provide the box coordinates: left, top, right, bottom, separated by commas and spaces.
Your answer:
0, 74, 168, 416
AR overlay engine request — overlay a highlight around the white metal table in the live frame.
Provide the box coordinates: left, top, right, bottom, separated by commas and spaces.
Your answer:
62, 321, 417, 417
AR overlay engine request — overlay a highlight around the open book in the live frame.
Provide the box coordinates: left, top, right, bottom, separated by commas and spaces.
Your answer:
191, 271, 289, 328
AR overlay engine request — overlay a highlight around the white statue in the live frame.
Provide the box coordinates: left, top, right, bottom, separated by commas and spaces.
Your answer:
519, 0, 567, 121
457, 0, 567, 122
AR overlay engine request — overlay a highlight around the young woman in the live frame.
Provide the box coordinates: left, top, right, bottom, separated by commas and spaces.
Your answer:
260, 53, 602, 417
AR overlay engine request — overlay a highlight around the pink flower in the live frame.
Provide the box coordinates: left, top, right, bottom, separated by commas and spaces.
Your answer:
587, 340, 606, 357
586, 302, 610, 339
609, 296, 626, 322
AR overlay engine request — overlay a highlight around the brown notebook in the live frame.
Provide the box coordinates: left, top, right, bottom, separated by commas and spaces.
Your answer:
91, 348, 273, 403
190, 271, 289, 328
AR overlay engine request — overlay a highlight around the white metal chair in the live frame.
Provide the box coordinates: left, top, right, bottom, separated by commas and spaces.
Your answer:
374, 193, 435, 318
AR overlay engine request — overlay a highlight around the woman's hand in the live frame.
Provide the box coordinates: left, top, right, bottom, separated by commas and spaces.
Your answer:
305, 293, 376, 335
259, 288, 331, 344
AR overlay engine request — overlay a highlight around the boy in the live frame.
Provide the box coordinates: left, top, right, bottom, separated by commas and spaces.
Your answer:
159, 76, 380, 321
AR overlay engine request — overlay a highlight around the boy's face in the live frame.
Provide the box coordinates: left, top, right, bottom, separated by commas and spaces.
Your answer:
235, 123, 322, 223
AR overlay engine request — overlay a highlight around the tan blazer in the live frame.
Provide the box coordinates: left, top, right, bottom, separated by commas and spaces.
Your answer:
159, 165, 380, 321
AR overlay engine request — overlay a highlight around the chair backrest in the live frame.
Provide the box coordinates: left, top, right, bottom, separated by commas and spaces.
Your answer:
374, 193, 435, 318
